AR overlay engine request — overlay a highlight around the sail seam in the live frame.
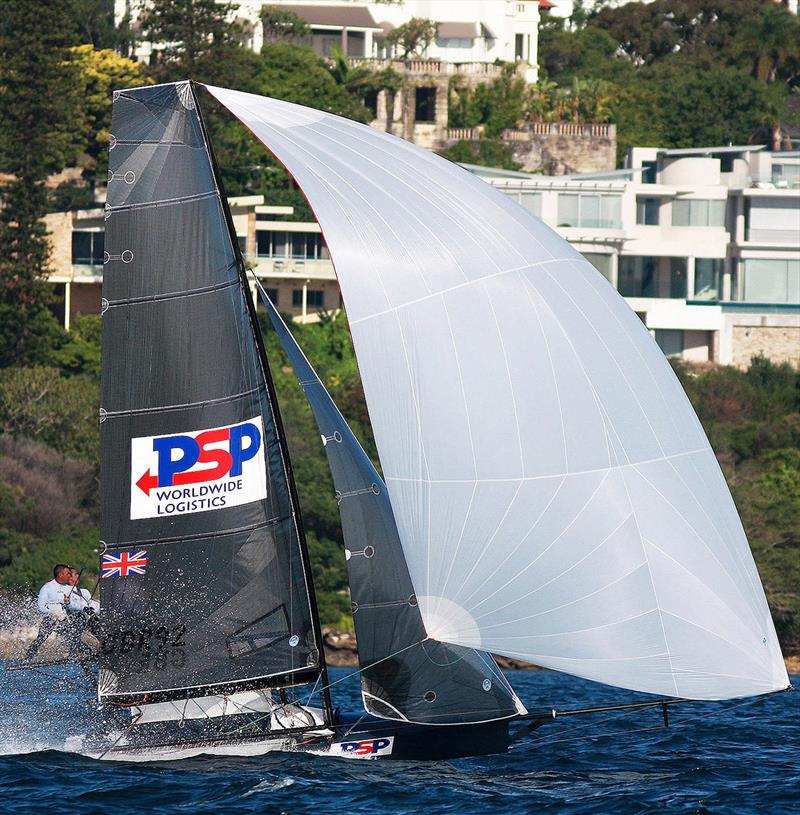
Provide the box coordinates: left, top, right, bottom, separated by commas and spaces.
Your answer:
101, 384, 264, 418
105, 270, 239, 308
104, 517, 292, 550
633, 466, 767, 636
350, 258, 572, 326
618, 468, 680, 697
383, 446, 713, 483
106, 189, 218, 213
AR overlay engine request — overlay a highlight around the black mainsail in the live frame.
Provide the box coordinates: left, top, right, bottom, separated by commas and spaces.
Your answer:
99, 82, 325, 706
263, 296, 525, 725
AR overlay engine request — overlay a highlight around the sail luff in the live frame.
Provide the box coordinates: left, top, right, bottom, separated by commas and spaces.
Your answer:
204, 85, 788, 701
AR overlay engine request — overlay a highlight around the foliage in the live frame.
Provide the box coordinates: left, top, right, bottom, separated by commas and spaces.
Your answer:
260, 5, 310, 43
0, 366, 99, 463
71, 44, 151, 183
671, 356, 800, 650
0, 0, 84, 367
143, 0, 242, 81
386, 17, 438, 60
70, 0, 121, 50
54, 314, 102, 377
439, 140, 522, 171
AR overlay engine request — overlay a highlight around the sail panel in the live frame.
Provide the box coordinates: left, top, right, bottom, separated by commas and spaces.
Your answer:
206, 85, 788, 700
99, 83, 320, 700
263, 298, 524, 724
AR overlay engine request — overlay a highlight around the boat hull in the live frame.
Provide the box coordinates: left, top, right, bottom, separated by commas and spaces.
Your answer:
69, 707, 513, 762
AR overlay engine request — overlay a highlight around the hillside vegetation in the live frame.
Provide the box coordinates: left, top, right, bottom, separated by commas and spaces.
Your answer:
0, 314, 798, 653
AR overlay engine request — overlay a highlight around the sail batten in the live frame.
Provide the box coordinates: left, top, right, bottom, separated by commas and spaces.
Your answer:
205, 84, 788, 701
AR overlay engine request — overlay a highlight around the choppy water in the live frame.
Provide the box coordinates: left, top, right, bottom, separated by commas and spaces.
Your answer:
1, 662, 797, 814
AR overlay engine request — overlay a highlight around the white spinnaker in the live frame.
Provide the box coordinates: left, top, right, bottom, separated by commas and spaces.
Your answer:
205, 85, 788, 701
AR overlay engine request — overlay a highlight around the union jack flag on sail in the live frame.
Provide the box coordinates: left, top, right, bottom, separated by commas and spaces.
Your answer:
101, 550, 148, 577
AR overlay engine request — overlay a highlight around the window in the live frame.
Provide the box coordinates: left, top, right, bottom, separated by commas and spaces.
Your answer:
655, 329, 684, 357
71, 231, 104, 266
557, 194, 622, 228
741, 259, 800, 304
415, 87, 437, 123
256, 231, 327, 260
672, 199, 726, 227
581, 253, 612, 282
292, 289, 324, 308
237, 235, 247, 254
436, 38, 472, 48
515, 33, 524, 59
669, 257, 687, 298
694, 258, 723, 301
641, 160, 657, 184
618, 256, 658, 297
636, 197, 659, 225
772, 163, 800, 187
519, 192, 542, 218
264, 288, 278, 305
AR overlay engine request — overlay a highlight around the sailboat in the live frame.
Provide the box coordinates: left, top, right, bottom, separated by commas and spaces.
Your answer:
70, 80, 789, 761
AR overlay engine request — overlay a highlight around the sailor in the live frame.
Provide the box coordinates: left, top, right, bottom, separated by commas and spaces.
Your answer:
24, 565, 93, 662
67, 568, 100, 615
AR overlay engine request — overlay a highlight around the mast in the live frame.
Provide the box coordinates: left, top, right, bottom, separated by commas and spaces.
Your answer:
190, 82, 333, 724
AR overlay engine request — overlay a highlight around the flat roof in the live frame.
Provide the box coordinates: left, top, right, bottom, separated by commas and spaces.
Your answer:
659, 145, 765, 157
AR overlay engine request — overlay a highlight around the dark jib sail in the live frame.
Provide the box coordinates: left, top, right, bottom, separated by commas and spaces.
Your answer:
263, 295, 525, 725
99, 82, 324, 704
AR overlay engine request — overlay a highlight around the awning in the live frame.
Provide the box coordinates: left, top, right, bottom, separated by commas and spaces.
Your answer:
436, 21, 479, 40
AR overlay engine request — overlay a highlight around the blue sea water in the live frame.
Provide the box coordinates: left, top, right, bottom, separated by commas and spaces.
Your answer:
0, 663, 797, 815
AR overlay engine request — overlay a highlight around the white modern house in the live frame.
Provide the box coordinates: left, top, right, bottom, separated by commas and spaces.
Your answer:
474, 146, 800, 366
47, 145, 798, 367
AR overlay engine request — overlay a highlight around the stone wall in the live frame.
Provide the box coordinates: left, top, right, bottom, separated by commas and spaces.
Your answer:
732, 325, 800, 369
499, 124, 617, 174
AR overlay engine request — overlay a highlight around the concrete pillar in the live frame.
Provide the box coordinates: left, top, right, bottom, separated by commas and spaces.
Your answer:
301, 280, 308, 321
610, 252, 619, 292
341, 27, 348, 55
686, 256, 696, 302
64, 281, 71, 330
722, 259, 733, 301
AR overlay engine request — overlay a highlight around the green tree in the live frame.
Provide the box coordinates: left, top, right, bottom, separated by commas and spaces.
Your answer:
143, 0, 241, 81
386, 17, 438, 59
71, 44, 151, 186
0, 0, 83, 367
259, 5, 309, 43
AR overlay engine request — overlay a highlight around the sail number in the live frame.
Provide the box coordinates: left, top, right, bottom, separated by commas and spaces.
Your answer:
101, 624, 186, 655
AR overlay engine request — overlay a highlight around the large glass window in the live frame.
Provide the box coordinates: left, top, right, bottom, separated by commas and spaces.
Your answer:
618, 256, 658, 297
636, 197, 659, 225
655, 329, 684, 357
741, 259, 800, 304
694, 258, 723, 301
71, 231, 104, 266
672, 199, 726, 227
557, 193, 622, 228
581, 252, 612, 282
519, 192, 542, 218
256, 230, 327, 260
292, 289, 324, 307
669, 257, 687, 298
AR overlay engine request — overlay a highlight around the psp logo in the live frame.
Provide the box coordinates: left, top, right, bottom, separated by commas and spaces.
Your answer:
333, 737, 394, 759
130, 417, 267, 520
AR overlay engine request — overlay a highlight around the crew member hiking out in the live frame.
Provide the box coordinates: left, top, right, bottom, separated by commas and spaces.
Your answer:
24, 564, 95, 663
